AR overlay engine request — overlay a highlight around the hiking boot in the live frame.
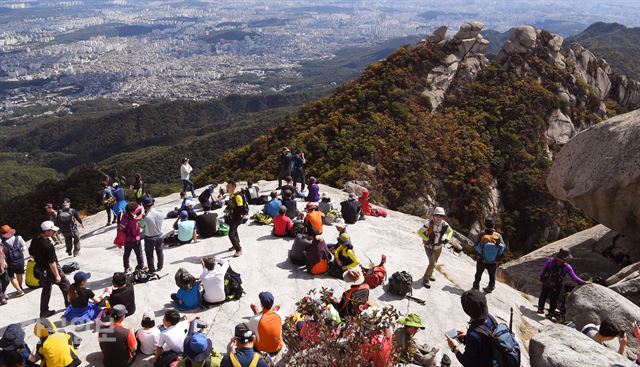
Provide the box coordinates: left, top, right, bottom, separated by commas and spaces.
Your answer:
73, 251, 79, 257
422, 279, 431, 288
429, 277, 436, 282
156, 266, 163, 273
536, 307, 545, 314
228, 247, 235, 252
233, 250, 242, 257
40, 310, 56, 318
16, 290, 25, 297
67, 251, 72, 256
125, 266, 133, 273
483, 287, 494, 293
0, 298, 7, 305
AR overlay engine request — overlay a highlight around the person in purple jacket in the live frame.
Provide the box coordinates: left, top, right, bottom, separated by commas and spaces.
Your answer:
537, 247, 590, 315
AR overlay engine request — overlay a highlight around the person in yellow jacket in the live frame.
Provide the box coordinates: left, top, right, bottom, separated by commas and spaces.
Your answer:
30, 318, 81, 367
333, 233, 360, 271
417, 207, 453, 288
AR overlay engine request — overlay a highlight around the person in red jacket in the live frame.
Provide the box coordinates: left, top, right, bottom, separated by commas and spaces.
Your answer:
273, 206, 294, 237
358, 189, 387, 217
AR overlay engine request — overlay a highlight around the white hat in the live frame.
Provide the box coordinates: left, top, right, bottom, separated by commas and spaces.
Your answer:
41, 221, 59, 232
184, 199, 195, 207
343, 269, 365, 285
433, 207, 446, 216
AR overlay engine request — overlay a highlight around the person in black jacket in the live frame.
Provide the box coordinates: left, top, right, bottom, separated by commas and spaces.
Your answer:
107, 272, 136, 316
277, 148, 292, 189
340, 193, 363, 224
445, 290, 494, 367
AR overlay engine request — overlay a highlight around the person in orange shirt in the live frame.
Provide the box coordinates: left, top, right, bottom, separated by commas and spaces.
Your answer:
248, 291, 284, 354
303, 203, 324, 235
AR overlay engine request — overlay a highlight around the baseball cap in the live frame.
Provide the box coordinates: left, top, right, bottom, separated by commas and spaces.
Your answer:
112, 304, 128, 318
62, 198, 71, 204
184, 333, 213, 362
234, 323, 254, 343
0, 323, 25, 350
184, 199, 195, 207
73, 271, 91, 284
0, 225, 16, 239
40, 221, 59, 232
142, 196, 155, 206
433, 207, 446, 216
179, 210, 189, 220
259, 291, 274, 310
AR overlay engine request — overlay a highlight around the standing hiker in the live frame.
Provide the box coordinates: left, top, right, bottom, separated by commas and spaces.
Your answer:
472, 218, 505, 293
225, 182, 246, 258
112, 182, 128, 225
417, 207, 453, 289
56, 198, 84, 257
180, 158, 196, 198
132, 172, 145, 204
140, 196, 164, 273
101, 180, 115, 226
291, 149, 306, 192
537, 248, 590, 316
277, 147, 293, 189
44, 203, 62, 245
0, 225, 26, 297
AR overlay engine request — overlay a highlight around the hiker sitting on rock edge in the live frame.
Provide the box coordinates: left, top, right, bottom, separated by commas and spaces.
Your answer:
393, 313, 441, 366
581, 317, 627, 356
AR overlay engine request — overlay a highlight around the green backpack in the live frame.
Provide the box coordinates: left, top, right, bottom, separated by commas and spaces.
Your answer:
251, 212, 273, 225
216, 223, 230, 236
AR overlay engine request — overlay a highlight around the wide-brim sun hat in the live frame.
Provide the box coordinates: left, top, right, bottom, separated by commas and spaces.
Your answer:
398, 313, 426, 329
433, 207, 446, 216
343, 269, 365, 285
0, 225, 16, 239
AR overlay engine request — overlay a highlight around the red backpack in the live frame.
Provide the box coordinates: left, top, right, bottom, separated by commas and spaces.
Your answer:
363, 255, 387, 289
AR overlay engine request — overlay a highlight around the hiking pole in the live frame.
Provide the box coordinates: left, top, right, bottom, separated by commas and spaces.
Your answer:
406, 295, 426, 305
509, 307, 513, 333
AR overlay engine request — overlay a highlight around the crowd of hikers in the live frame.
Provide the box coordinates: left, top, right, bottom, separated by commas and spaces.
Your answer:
0, 151, 639, 367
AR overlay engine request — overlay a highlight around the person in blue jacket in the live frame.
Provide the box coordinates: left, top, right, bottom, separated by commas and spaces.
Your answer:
472, 218, 505, 293
262, 192, 282, 218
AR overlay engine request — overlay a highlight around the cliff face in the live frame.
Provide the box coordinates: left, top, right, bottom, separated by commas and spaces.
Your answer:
196, 22, 640, 252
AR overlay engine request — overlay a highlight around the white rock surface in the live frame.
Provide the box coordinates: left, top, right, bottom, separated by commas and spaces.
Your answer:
0, 181, 545, 366
529, 324, 634, 367
546, 109, 575, 145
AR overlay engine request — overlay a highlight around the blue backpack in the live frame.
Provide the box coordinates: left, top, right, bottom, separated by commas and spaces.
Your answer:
475, 314, 521, 367
476, 233, 502, 264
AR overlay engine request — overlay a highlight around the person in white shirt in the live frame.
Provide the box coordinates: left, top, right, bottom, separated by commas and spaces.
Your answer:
199, 256, 229, 304
153, 310, 198, 366
140, 196, 164, 273
136, 310, 161, 355
180, 158, 195, 197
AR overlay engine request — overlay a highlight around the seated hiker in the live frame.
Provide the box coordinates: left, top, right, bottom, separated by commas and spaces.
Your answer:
262, 191, 282, 218
98, 304, 137, 367
280, 176, 304, 199
220, 323, 271, 367
303, 203, 324, 235
63, 271, 108, 324
305, 177, 321, 202
537, 247, 590, 316
305, 228, 331, 275
107, 271, 136, 316
167, 192, 188, 219
177, 211, 197, 245
153, 311, 199, 367
331, 269, 370, 318
176, 319, 222, 367
199, 256, 229, 305
248, 291, 284, 354
0, 323, 32, 367
198, 183, 221, 212
360, 305, 395, 367
30, 318, 81, 367
358, 189, 387, 217
273, 206, 294, 237
581, 318, 627, 356
289, 232, 313, 266
394, 313, 439, 366
136, 310, 161, 355
340, 193, 363, 224
318, 193, 334, 214
172, 268, 200, 311
195, 211, 218, 239
329, 233, 360, 278
281, 190, 299, 221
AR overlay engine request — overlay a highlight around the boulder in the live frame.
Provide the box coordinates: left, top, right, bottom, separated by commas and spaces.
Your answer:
529, 324, 634, 367
615, 75, 640, 110
565, 284, 640, 361
499, 225, 620, 295
431, 26, 448, 43
568, 43, 612, 100
547, 109, 640, 239
593, 230, 640, 264
609, 271, 640, 305
343, 181, 369, 197
453, 21, 484, 39
502, 25, 537, 54
546, 109, 575, 145
548, 35, 563, 52
470, 36, 490, 54
607, 262, 640, 285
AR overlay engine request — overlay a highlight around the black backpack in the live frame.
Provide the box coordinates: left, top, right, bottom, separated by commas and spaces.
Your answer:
231, 192, 249, 216
542, 262, 566, 288
61, 261, 80, 274
175, 268, 196, 290
133, 269, 159, 284
388, 271, 413, 297
224, 266, 244, 301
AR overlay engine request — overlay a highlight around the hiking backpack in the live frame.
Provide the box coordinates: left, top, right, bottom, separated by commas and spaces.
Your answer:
61, 261, 80, 274
476, 233, 502, 264
1, 236, 24, 264
132, 269, 159, 284
474, 315, 521, 367
363, 255, 387, 289
231, 192, 250, 216
251, 212, 273, 225
541, 261, 566, 287
224, 266, 244, 301
175, 268, 196, 290
388, 271, 413, 297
